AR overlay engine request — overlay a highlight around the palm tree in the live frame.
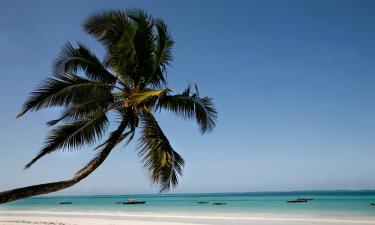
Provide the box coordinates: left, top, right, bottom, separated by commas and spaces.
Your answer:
0, 10, 217, 204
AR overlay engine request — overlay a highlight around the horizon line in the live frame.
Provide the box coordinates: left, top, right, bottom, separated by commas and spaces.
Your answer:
37, 189, 375, 198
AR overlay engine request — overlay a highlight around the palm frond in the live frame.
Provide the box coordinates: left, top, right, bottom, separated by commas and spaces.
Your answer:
141, 19, 174, 88
128, 11, 157, 88
84, 10, 169, 89
54, 42, 117, 83
18, 73, 113, 117
83, 9, 131, 48
46, 97, 115, 126
108, 32, 137, 80
157, 85, 217, 133
138, 111, 184, 192
154, 19, 173, 67
84, 10, 139, 82
25, 112, 109, 169
153, 19, 173, 74
126, 88, 169, 107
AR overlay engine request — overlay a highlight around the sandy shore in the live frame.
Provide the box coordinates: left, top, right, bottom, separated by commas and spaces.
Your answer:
1, 211, 375, 225
0, 216, 200, 225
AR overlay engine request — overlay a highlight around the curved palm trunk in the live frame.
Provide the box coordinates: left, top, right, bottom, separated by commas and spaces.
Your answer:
0, 120, 128, 204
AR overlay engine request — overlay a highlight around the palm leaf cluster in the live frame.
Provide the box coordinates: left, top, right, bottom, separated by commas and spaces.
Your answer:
18, 10, 217, 191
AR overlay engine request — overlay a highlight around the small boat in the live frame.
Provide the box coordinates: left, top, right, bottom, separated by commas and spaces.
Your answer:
212, 202, 226, 205
58, 202, 72, 205
197, 201, 209, 204
287, 199, 308, 203
123, 199, 146, 205
370, 203, 375, 206
297, 198, 314, 201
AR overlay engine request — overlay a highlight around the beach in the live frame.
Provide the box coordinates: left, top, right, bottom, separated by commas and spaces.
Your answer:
0, 214, 201, 225
2, 211, 375, 225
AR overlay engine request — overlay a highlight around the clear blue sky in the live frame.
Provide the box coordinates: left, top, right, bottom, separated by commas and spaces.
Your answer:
0, 0, 375, 195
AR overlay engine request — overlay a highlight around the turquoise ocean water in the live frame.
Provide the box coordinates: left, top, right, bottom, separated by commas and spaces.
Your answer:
1, 191, 375, 219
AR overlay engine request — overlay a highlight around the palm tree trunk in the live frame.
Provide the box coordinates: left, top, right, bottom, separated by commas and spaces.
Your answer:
0, 119, 128, 204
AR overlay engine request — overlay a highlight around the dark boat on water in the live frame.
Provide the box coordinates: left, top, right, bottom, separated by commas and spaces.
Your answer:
197, 201, 209, 204
124, 200, 146, 205
287, 199, 308, 203
212, 202, 226, 205
58, 202, 72, 204
117, 199, 146, 205
287, 198, 314, 203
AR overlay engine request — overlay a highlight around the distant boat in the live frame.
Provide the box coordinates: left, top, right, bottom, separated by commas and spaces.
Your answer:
370, 203, 375, 206
117, 199, 146, 205
287, 198, 314, 203
212, 202, 226, 205
287, 199, 308, 203
58, 202, 72, 204
197, 201, 209, 204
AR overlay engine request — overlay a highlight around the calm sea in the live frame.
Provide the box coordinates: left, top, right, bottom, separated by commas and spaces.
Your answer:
1, 191, 375, 219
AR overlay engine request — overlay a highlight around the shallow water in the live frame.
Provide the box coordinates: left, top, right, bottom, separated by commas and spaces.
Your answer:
1, 191, 375, 219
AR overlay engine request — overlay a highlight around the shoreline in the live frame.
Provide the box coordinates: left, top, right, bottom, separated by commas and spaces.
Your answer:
1, 210, 375, 225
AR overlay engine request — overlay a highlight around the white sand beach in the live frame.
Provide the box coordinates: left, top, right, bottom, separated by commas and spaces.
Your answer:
1, 211, 375, 225
0, 216, 199, 225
